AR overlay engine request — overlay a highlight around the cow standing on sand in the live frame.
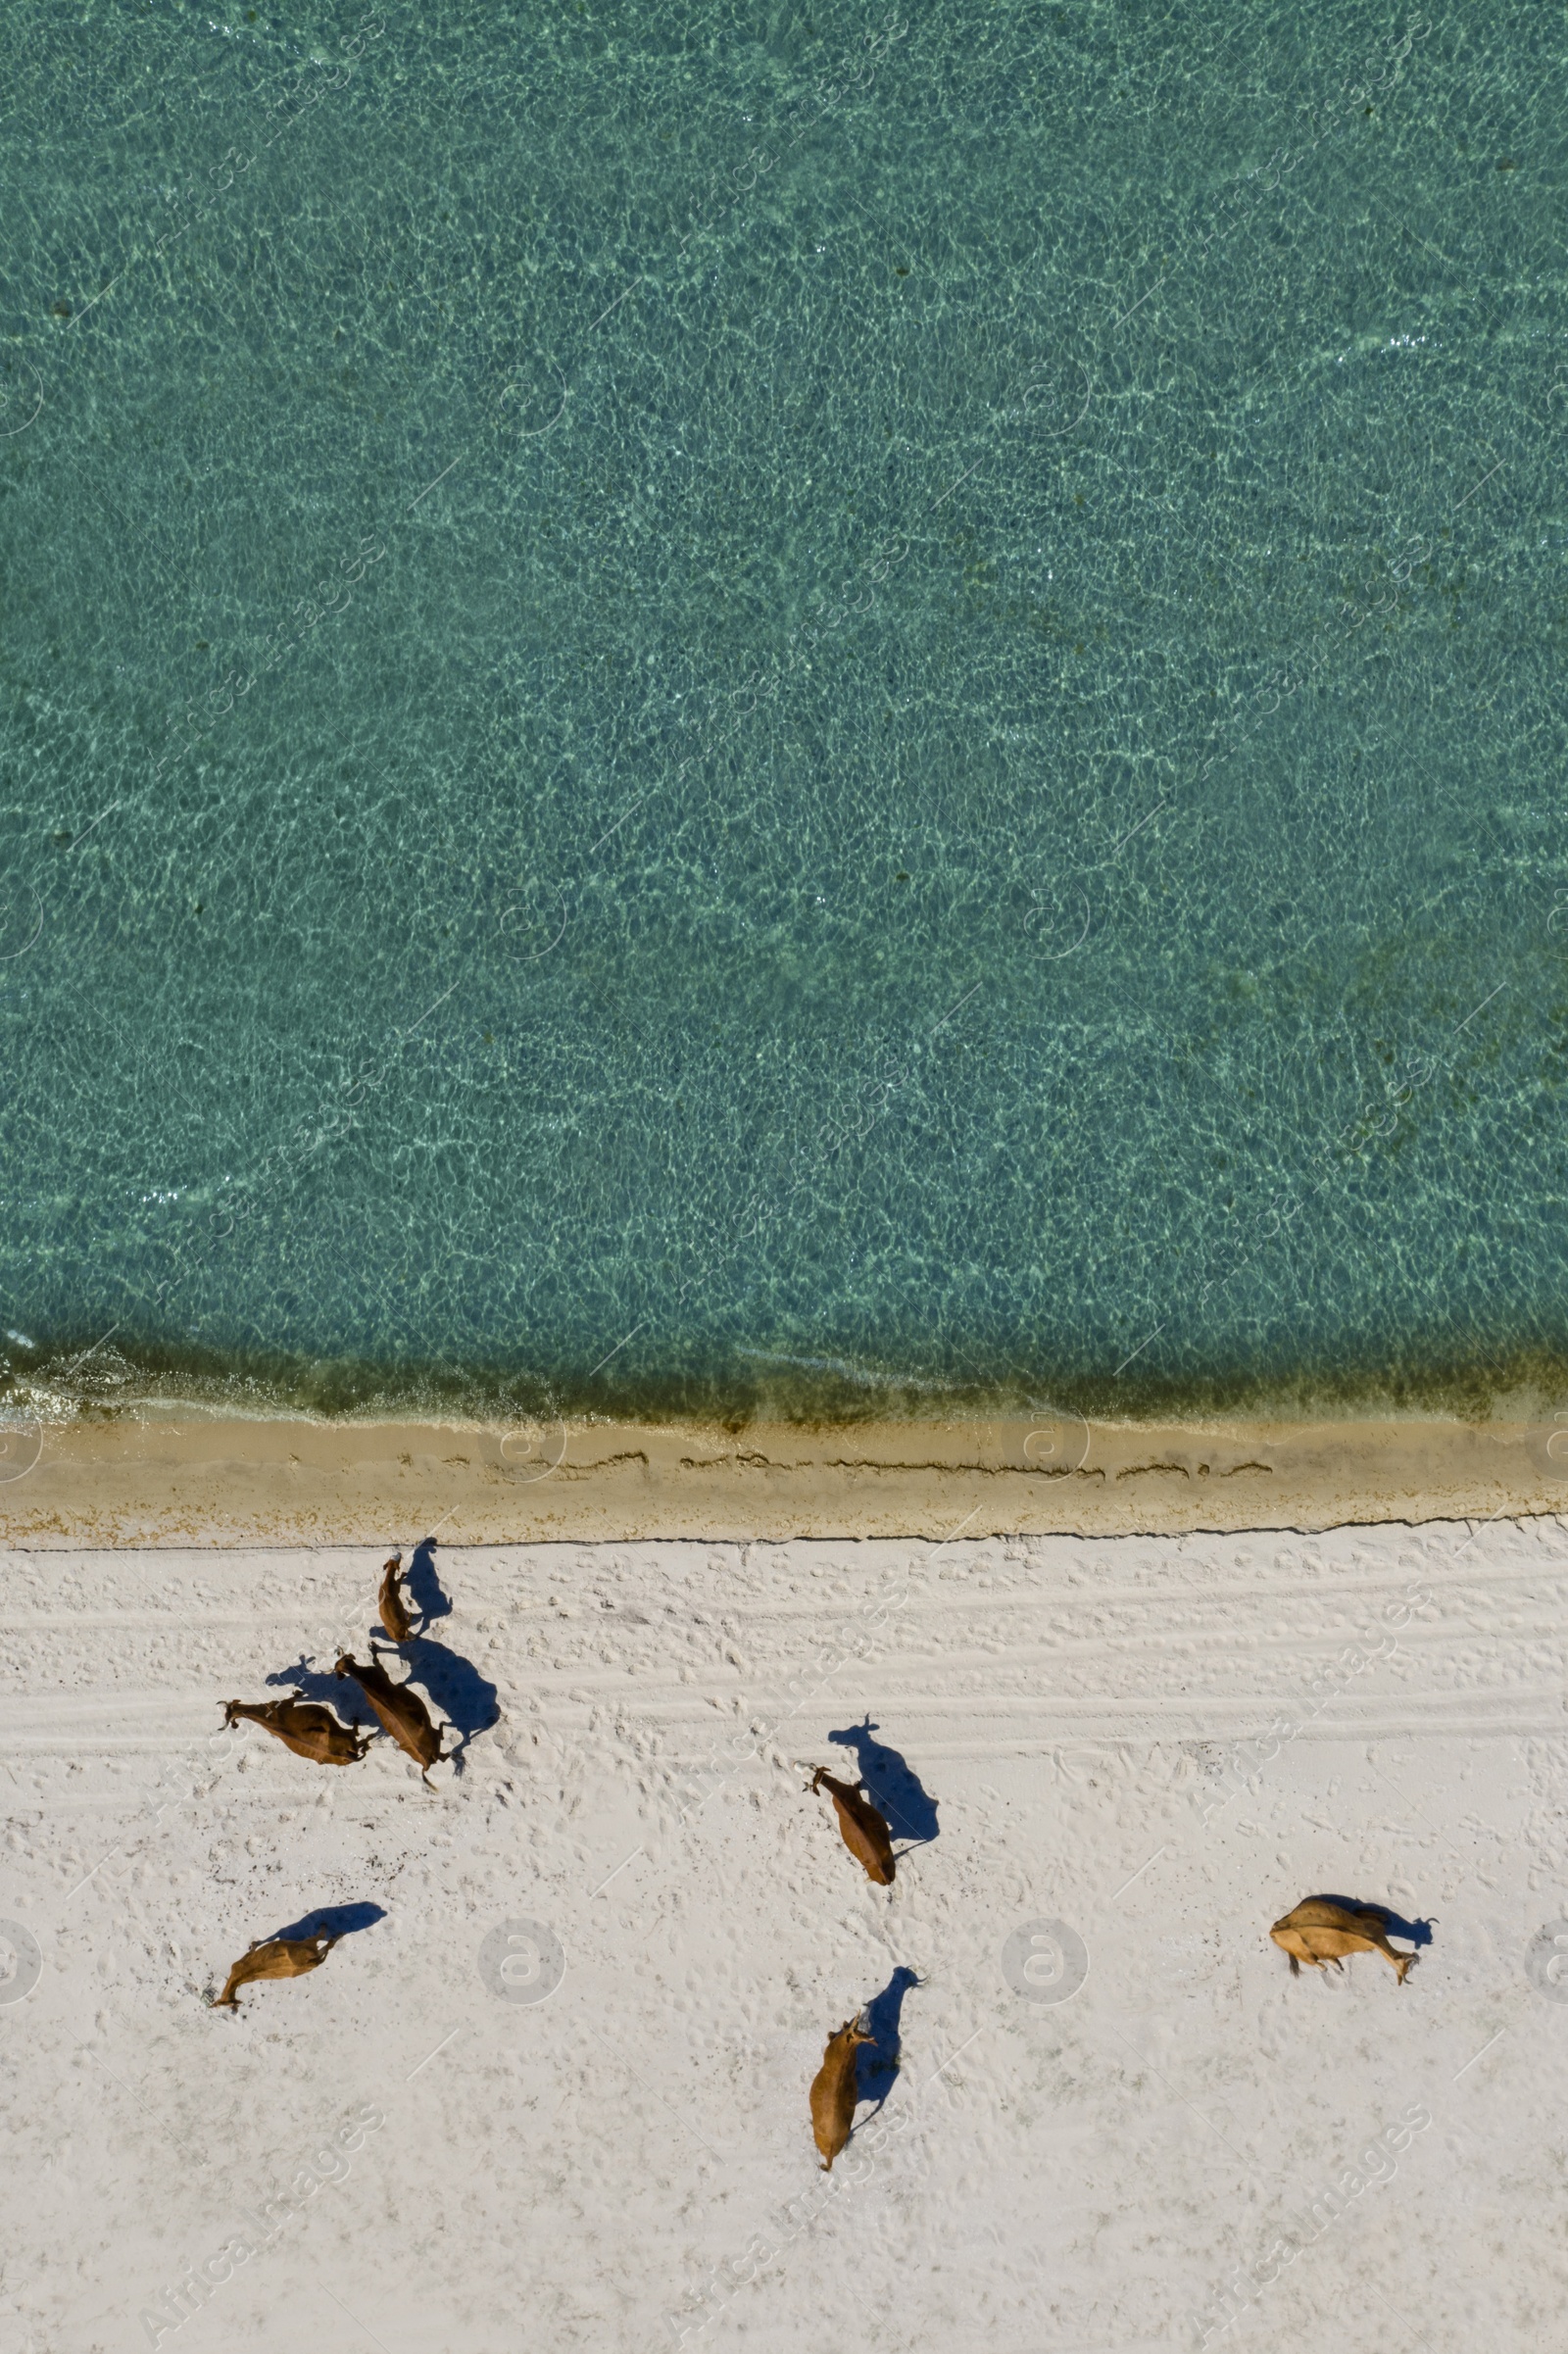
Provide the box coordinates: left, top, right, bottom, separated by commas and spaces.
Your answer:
809, 2014, 873, 2170
805, 1766, 897, 1886
221, 1695, 370, 1766
1270, 1898, 1418, 1985
377, 1550, 414, 1643
335, 1651, 455, 1788
210, 1933, 339, 2010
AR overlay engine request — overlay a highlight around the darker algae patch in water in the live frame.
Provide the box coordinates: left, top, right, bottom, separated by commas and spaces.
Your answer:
9, 1328, 1568, 1436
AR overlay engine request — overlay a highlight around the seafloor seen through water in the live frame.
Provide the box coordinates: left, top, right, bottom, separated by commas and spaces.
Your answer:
1, 3, 1564, 1428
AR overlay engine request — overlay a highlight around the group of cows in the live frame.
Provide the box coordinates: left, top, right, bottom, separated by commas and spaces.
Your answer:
210, 1549, 455, 2006
207, 1548, 1420, 2169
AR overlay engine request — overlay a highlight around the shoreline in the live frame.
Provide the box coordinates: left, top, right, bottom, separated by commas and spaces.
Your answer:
1, 1408, 1564, 1544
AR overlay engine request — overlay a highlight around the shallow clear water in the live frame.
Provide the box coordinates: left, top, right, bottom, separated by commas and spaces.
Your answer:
1, 2, 1565, 1425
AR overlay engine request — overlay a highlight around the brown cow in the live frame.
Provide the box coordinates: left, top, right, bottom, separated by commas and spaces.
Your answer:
377, 1551, 413, 1643
221, 1695, 370, 1766
335, 1651, 455, 1788
211, 1933, 338, 2011
1270, 1898, 1417, 1986
806, 1766, 896, 1886
809, 2013, 873, 2171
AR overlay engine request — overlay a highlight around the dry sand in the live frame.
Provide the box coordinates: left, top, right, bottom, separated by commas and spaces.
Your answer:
2, 1406, 1567, 1544
4, 1514, 1567, 2351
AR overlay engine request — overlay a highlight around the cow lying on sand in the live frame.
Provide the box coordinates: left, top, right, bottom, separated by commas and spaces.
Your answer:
211, 1933, 339, 2011
809, 2013, 873, 2170
1270, 1898, 1417, 1985
221, 1695, 370, 1766
806, 1766, 896, 1886
335, 1651, 455, 1787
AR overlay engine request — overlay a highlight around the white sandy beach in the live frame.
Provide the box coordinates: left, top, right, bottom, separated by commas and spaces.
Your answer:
4, 1517, 1566, 2352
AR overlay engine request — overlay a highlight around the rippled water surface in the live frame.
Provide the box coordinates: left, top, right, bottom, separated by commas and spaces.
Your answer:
2, 3, 1564, 1423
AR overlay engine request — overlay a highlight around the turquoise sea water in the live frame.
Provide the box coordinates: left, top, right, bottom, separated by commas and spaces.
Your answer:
2, 2, 1565, 1427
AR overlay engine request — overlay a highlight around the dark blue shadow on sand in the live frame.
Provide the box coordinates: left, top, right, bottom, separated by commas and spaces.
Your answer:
404, 1538, 452, 1627
396, 1635, 500, 1775
829, 1717, 939, 1847
268, 1901, 385, 1943
264, 1655, 363, 1714
857, 1966, 921, 2115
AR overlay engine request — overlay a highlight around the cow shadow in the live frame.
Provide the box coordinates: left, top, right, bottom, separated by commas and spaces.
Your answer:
403, 1537, 452, 1628
268, 1901, 386, 1944
828, 1717, 939, 1848
398, 1635, 500, 1775
1309, 1894, 1436, 1949
857, 1965, 921, 2116
264, 1654, 368, 1719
